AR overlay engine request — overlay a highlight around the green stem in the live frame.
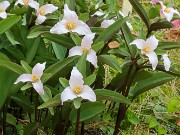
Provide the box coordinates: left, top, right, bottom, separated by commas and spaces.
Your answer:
35, 93, 39, 122
75, 108, 80, 135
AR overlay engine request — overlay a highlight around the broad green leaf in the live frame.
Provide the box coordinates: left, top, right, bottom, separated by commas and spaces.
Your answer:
129, 0, 150, 29
77, 0, 88, 12
108, 49, 130, 59
10, 7, 28, 15
21, 83, 32, 91
69, 102, 106, 122
76, 52, 87, 78
98, 55, 122, 73
79, 13, 89, 22
26, 37, 41, 63
0, 52, 10, 61
129, 72, 174, 98
167, 99, 180, 113
20, 60, 32, 73
52, 42, 67, 60
127, 109, 140, 125
38, 94, 61, 109
91, 27, 104, 34
23, 122, 38, 135
0, 16, 21, 34
84, 74, 96, 86
148, 7, 159, 19
149, 21, 173, 33
65, 0, 75, 10
95, 89, 130, 104
59, 77, 69, 88
11, 93, 34, 113
94, 17, 127, 44
147, 117, 159, 128
158, 42, 180, 50
73, 97, 83, 109
70, 33, 81, 46
41, 73, 52, 83
92, 41, 104, 52
6, 113, 16, 126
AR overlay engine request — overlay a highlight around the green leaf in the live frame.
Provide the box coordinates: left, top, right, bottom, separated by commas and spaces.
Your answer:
167, 98, 180, 113
129, 0, 150, 29
84, 74, 96, 86
38, 94, 61, 109
0, 16, 21, 34
0, 52, 10, 61
26, 37, 41, 63
127, 109, 140, 125
98, 55, 122, 73
148, 7, 159, 19
149, 21, 173, 33
59, 77, 69, 88
92, 41, 104, 52
41, 73, 52, 83
23, 122, 38, 135
79, 13, 89, 22
20, 60, 32, 74
76, 52, 87, 78
70, 33, 82, 46
129, 72, 174, 98
52, 42, 67, 60
6, 113, 16, 126
73, 97, 83, 109
69, 102, 106, 122
94, 17, 127, 44
158, 42, 180, 50
95, 89, 131, 104
147, 117, 159, 128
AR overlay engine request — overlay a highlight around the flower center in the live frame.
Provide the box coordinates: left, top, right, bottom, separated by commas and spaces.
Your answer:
38, 8, 45, 15
31, 75, 39, 83
0, 8, 4, 13
82, 47, 90, 53
23, 0, 29, 5
73, 86, 82, 94
66, 22, 76, 30
164, 8, 170, 13
143, 45, 151, 53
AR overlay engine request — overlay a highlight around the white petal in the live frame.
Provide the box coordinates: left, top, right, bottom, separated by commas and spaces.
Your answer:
146, 51, 158, 70
101, 20, 115, 28
69, 67, 84, 89
87, 50, 98, 68
63, 4, 78, 21
79, 85, 96, 102
61, 86, 77, 104
92, 11, 104, 16
72, 20, 92, 35
162, 54, 171, 71
14, 74, 32, 84
32, 80, 44, 95
81, 33, 95, 49
15, 0, 24, 5
145, 35, 158, 51
69, 46, 82, 57
126, 22, 133, 31
130, 39, 146, 49
119, 11, 126, 17
28, 0, 39, 9
32, 62, 46, 78
39, 4, 58, 15
50, 20, 69, 34
0, 12, 7, 19
0, 1, 10, 10
163, 12, 174, 22
35, 15, 46, 25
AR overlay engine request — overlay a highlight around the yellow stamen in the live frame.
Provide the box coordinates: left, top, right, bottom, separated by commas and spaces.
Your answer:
74, 86, 82, 94
66, 22, 76, 30
82, 47, 90, 53
143, 45, 151, 53
0, 8, 4, 13
38, 8, 45, 15
31, 75, 39, 83
23, 0, 29, 5
164, 8, 170, 13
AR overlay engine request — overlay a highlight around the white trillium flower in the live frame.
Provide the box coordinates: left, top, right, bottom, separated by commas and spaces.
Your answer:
130, 35, 159, 70
159, 1, 180, 22
50, 4, 92, 35
14, 62, 46, 95
162, 54, 171, 71
0, 1, 10, 19
61, 67, 96, 108
69, 33, 98, 68
15, 0, 39, 9
101, 19, 115, 28
35, 4, 58, 25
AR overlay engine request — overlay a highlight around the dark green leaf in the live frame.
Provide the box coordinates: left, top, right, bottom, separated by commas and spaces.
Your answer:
149, 21, 173, 33
23, 122, 38, 135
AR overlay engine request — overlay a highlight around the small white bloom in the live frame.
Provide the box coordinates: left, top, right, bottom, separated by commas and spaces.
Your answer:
130, 35, 159, 70
162, 54, 171, 71
14, 62, 46, 95
61, 67, 96, 108
0, 1, 10, 19
92, 11, 105, 17
15, 0, 39, 9
35, 4, 58, 25
159, 1, 180, 22
69, 33, 98, 68
101, 19, 115, 28
50, 4, 92, 35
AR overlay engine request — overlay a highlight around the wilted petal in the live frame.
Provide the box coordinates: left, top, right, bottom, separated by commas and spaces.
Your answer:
81, 33, 95, 49
69, 46, 82, 57
101, 20, 115, 28
50, 20, 69, 34
0, 12, 7, 19
146, 51, 158, 70
87, 50, 98, 68
130, 39, 146, 49
146, 35, 158, 50
32, 62, 46, 78
0, 1, 10, 10
28, 0, 39, 9
39, 4, 58, 15
63, 4, 78, 21
79, 85, 96, 102
72, 20, 92, 35
69, 67, 84, 89
61, 86, 77, 104
92, 11, 104, 16
162, 54, 171, 71
35, 15, 46, 25
14, 74, 32, 84
32, 80, 44, 95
